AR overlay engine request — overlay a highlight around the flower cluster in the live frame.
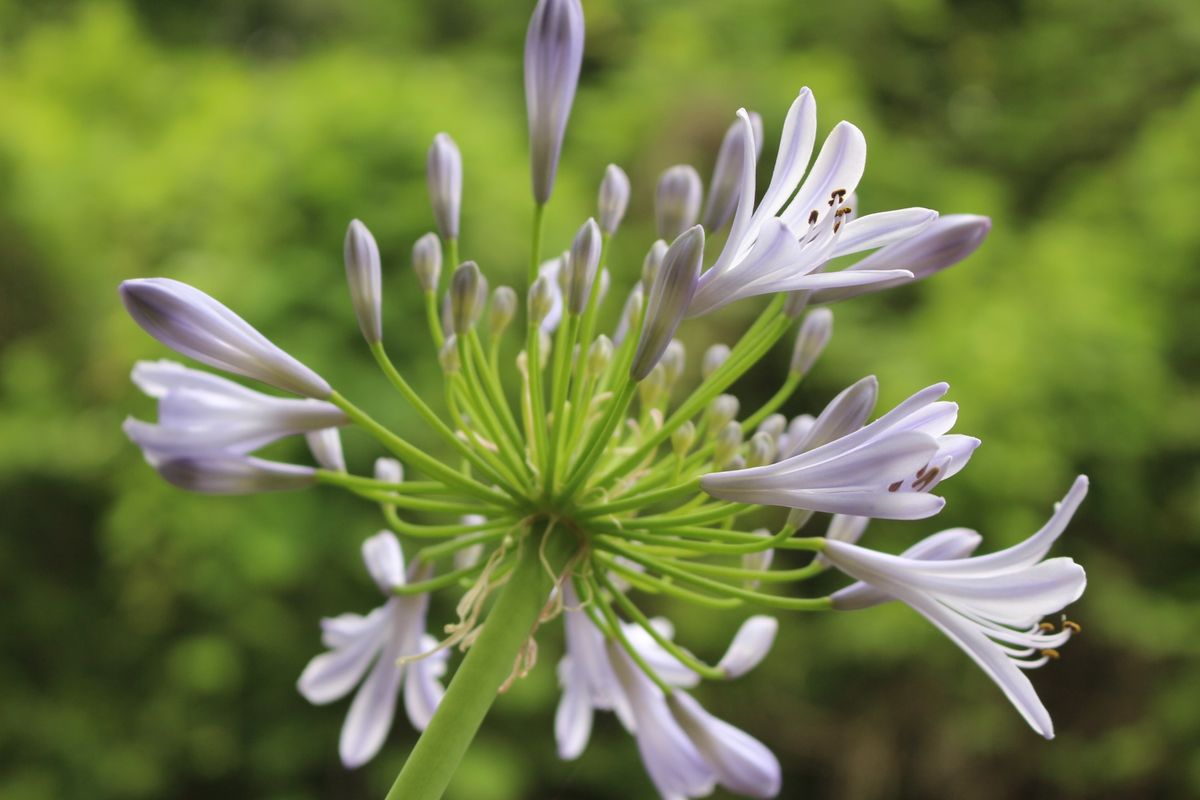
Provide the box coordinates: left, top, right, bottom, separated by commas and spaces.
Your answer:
118, 1, 1086, 797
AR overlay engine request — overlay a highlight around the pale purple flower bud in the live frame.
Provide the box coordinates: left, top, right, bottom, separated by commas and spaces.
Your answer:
702, 111, 763, 232
488, 285, 518, 337
790, 307, 833, 376
704, 394, 739, 432
745, 431, 776, 468
716, 615, 778, 679
155, 454, 315, 494
671, 420, 696, 458
438, 334, 461, 374
566, 218, 602, 314
426, 133, 462, 240
344, 219, 383, 343
306, 428, 346, 472
660, 340, 686, 387
713, 421, 743, 469
655, 165, 702, 241
612, 284, 643, 346
450, 261, 484, 334
120, 278, 330, 398
597, 164, 630, 235
525, 0, 585, 204
759, 413, 787, 441
641, 239, 669, 292
528, 274, 556, 328
631, 226, 704, 381
702, 343, 730, 379
788, 375, 878, 456
374, 457, 403, 484
412, 232, 442, 293
810, 214, 993, 304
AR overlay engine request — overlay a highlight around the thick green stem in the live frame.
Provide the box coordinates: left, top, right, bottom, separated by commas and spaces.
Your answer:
384, 522, 577, 800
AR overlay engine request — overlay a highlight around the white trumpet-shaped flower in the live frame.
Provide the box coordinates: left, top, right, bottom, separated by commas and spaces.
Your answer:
823, 476, 1089, 739
119, 278, 331, 398
556, 584, 780, 798
688, 89, 938, 317
702, 382, 979, 519
298, 531, 448, 768
123, 360, 346, 461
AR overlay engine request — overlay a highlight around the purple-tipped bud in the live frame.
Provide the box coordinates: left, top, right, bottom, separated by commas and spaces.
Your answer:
344, 219, 383, 343
655, 165, 703, 241
631, 226, 704, 381
810, 214, 992, 304
427, 133, 463, 240
702, 111, 763, 232
597, 164, 630, 235
528, 274, 556, 328
155, 455, 315, 494
450, 261, 484, 335
790, 308, 833, 376
412, 232, 442, 293
119, 278, 331, 398
525, 0, 585, 204
641, 239, 669, 292
566, 218, 602, 314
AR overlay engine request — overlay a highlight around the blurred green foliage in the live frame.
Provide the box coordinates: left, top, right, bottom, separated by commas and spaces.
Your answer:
1, 0, 1199, 798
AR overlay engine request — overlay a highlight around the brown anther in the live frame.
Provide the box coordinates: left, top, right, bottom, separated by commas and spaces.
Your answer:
1039, 622, 1056, 633
832, 221, 842, 233
911, 465, 941, 492
1063, 620, 1082, 634
827, 198, 836, 207
888, 480, 903, 493
1041, 649, 1061, 660
808, 209, 819, 225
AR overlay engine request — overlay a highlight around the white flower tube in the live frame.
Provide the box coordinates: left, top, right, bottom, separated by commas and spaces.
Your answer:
823, 476, 1089, 739
702, 382, 980, 519
120, 278, 331, 398
525, 0, 585, 203
688, 91, 937, 317
154, 454, 316, 494
297, 531, 448, 768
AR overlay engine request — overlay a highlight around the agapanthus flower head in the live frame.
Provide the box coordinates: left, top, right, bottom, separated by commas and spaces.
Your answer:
117, 4, 1084, 798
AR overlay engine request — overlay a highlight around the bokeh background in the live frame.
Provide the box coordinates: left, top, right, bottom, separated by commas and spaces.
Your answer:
2, 0, 1199, 797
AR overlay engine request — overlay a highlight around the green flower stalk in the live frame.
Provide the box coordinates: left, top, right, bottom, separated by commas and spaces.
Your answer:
117, 3, 1091, 799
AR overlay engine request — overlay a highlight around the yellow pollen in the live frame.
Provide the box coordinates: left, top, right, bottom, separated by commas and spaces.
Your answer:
1041, 648, 1061, 660
1063, 620, 1082, 634
1039, 622, 1056, 632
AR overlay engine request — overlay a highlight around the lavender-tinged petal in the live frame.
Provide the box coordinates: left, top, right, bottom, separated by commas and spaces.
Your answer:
716, 616, 778, 678
338, 622, 406, 768
831, 528, 982, 609
298, 609, 389, 705
668, 691, 782, 798
555, 658, 595, 760
362, 531, 406, 594
709, 485, 946, 520
780, 121, 867, 230
154, 455, 315, 494
320, 608, 389, 649
827, 208, 938, 259
306, 428, 346, 472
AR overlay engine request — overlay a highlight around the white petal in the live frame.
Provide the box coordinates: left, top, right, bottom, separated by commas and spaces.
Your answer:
555, 662, 595, 760
827, 208, 937, 259
297, 609, 389, 705
668, 691, 782, 798
712, 486, 946, 519
320, 607, 389, 649
403, 652, 446, 731
338, 631, 406, 768
362, 531, 406, 593
830, 528, 981, 609
716, 616, 778, 678
780, 121, 867, 230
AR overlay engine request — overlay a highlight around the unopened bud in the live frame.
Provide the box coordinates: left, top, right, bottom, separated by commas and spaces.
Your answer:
450, 262, 484, 334
343, 219, 383, 343
566, 218, 602, 314
537, 329, 552, 370
671, 420, 696, 458
438, 334, 461, 373
790, 308, 833, 376
529, 275, 556, 328
640, 241, 669, 294
796, 375, 878, 454
638, 364, 667, 409
412, 232, 442, 293
745, 431, 776, 468
655, 165, 702, 241
586, 335, 613, 376
702, 111, 763, 232
525, 0, 585, 203
759, 413, 787, 441
489, 286, 518, 337
613, 285, 644, 346
705, 394, 739, 432
702, 343, 730, 379
306, 428, 346, 472
427, 133, 463, 240
631, 226, 704, 381
374, 457, 403, 484
660, 340, 686, 387
713, 421, 743, 469
597, 164, 630, 235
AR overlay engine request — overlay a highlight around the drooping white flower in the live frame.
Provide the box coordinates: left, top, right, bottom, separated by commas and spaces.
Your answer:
829, 526, 980, 606
823, 476, 1089, 738
702, 382, 979, 519
688, 90, 939, 317
298, 531, 448, 768
123, 360, 346, 462
119, 278, 331, 398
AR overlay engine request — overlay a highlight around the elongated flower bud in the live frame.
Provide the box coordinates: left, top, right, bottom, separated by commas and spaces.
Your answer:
374, 457, 403, 484
705, 394, 739, 432
155, 454, 315, 494
439, 334, 461, 373
427, 133, 463, 240
343, 219, 383, 343
790, 308, 833, 376
671, 420, 696, 458
529, 274, 556, 328
655, 165, 702, 241
745, 431, 776, 468
631, 226, 704, 381
597, 164, 630, 235
660, 340, 686, 387
566, 218, 602, 314
450, 262, 484, 334
525, 0, 585, 204
586, 335, 613, 376
702, 111, 763, 232
119, 278, 331, 399
412, 232, 442, 293
714, 421, 743, 469
489, 285, 518, 337
702, 343, 730, 379
641, 239, 668, 293
759, 413, 787, 441
306, 428, 346, 472
792, 375, 878, 455
612, 284, 643, 346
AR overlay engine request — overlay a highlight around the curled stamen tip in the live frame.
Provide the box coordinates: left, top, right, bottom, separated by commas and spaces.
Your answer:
1040, 648, 1061, 660
1062, 619, 1082, 634
1038, 622, 1056, 632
